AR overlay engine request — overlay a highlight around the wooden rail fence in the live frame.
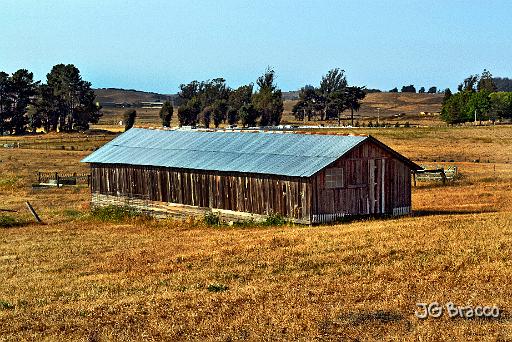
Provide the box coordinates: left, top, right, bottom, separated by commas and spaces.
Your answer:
36, 171, 91, 187
413, 166, 458, 186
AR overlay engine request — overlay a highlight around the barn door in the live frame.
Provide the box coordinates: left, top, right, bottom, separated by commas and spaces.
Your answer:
368, 159, 385, 214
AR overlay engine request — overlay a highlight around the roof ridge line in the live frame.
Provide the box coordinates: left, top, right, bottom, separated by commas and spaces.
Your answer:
111, 144, 340, 158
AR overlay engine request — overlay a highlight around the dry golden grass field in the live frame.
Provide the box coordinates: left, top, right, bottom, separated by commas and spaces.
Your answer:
0, 125, 511, 341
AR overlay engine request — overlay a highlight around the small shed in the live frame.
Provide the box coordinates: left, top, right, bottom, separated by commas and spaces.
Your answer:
82, 128, 421, 224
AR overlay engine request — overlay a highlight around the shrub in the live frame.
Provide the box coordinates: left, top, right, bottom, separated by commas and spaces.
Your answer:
0, 215, 25, 228
0, 300, 14, 310
63, 209, 82, 218
204, 212, 221, 226
263, 213, 287, 226
404, 121, 411, 127
207, 283, 228, 292
90, 205, 139, 222
231, 219, 256, 227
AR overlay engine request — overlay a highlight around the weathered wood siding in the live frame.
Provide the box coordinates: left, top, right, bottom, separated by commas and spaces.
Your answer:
311, 140, 412, 217
90, 164, 311, 221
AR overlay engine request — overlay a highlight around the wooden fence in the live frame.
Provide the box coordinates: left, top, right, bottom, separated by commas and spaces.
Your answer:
36, 171, 91, 187
413, 166, 458, 186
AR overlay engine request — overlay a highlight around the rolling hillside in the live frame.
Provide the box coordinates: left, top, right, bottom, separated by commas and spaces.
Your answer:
93, 88, 174, 104
94, 88, 442, 116
94, 88, 444, 127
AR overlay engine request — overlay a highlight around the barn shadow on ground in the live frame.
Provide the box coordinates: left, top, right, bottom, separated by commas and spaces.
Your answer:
411, 209, 497, 217
315, 209, 497, 226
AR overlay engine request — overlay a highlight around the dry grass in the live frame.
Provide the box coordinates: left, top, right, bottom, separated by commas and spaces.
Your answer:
1, 126, 512, 341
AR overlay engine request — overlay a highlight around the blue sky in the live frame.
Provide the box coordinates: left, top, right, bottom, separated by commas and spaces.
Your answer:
2, 0, 511, 93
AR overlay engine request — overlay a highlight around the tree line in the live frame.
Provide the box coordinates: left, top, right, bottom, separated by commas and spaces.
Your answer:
131, 68, 283, 130
441, 70, 512, 124
0, 64, 101, 135
388, 85, 438, 93
291, 69, 366, 126
126, 68, 369, 130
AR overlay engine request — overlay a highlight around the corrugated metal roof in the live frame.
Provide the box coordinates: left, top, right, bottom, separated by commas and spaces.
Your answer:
81, 128, 368, 177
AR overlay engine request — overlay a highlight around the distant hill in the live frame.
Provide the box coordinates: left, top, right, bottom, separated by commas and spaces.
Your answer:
95, 87, 301, 104
94, 87, 443, 118
358, 92, 443, 117
93, 88, 175, 105
284, 92, 443, 118
493, 77, 512, 92
282, 91, 299, 100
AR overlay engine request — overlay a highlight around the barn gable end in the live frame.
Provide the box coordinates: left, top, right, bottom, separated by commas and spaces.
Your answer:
310, 139, 414, 222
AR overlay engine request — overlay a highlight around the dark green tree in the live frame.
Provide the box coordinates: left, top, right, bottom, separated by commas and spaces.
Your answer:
177, 79, 229, 126
427, 86, 437, 94
10, 69, 38, 135
441, 92, 466, 124
320, 68, 347, 94
252, 68, 283, 126
477, 69, 497, 93
319, 69, 347, 121
227, 84, 253, 125
345, 86, 366, 126
34, 84, 60, 132
177, 81, 200, 104
489, 92, 512, 120
212, 100, 228, 128
177, 97, 201, 126
465, 91, 491, 122
226, 108, 238, 126
389, 87, 398, 93
123, 109, 137, 131
458, 75, 478, 92
228, 84, 253, 112
27, 105, 43, 133
44, 64, 101, 132
198, 78, 229, 109
327, 90, 348, 125
238, 103, 259, 127
401, 85, 416, 93
0, 71, 12, 135
442, 88, 452, 105
493, 77, 512, 91
159, 100, 173, 127
200, 106, 213, 128
292, 85, 318, 121
308, 69, 343, 121
418, 87, 425, 93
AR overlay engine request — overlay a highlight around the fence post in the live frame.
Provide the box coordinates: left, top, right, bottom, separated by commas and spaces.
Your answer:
440, 170, 447, 185
25, 201, 42, 223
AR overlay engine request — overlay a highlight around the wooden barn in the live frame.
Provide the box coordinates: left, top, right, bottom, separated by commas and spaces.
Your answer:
82, 128, 421, 224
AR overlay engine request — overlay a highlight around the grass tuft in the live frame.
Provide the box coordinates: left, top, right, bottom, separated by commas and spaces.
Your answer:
207, 283, 229, 292
262, 213, 287, 226
0, 300, 15, 310
203, 212, 221, 226
0, 215, 27, 228
90, 205, 140, 222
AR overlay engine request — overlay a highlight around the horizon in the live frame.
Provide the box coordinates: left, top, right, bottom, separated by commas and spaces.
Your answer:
2, 1, 512, 93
